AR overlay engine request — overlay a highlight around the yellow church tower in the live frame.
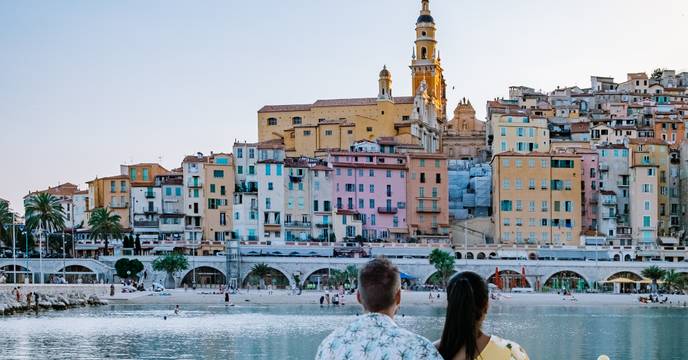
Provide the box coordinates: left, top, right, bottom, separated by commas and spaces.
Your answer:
410, 0, 447, 125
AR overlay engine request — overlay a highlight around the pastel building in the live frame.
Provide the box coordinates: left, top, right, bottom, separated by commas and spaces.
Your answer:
158, 171, 185, 242
122, 163, 169, 242
596, 144, 631, 244
233, 142, 259, 241
492, 113, 550, 155
407, 153, 449, 242
492, 152, 582, 246
86, 175, 131, 230
202, 153, 234, 254
330, 152, 408, 242
256, 141, 285, 244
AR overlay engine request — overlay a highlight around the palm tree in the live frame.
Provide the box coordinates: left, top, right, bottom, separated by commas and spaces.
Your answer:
345, 264, 358, 288
662, 269, 684, 293
88, 208, 123, 256
429, 248, 456, 288
25, 193, 66, 256
641, 266, 666, 293
250, 263, 271, 289
0, 201, 14, 246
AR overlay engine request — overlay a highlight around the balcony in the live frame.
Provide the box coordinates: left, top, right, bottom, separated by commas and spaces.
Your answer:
235, 183, 258, 193
289, 175, 303, 183
617, 180, 630, 187
377, 207, 398, 214
134, 220, 159, 228
145, 191, 155, 199
599, 163, 609, 172
110, 201, 128, 209
416, 207, 441, 213
315, 223, 332, 228
284, 221, 312, 228
187, 179, 203, 188
142, 207, 160, 215
602, 197, 617, 206
264, 223, 282, 230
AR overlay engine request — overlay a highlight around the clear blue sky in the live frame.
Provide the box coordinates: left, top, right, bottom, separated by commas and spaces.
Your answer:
1, 0, 687, 212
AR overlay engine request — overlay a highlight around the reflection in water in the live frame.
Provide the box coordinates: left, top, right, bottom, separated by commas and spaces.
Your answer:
1, 304, 687, 359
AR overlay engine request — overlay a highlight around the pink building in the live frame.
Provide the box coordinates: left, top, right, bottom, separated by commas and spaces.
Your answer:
329, 151, 408, 242
556, 148, 599, 231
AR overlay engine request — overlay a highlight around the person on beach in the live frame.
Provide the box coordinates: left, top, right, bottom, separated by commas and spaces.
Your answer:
436, 272, 529, 360
174, 305, 180, 315
316, 258, 442, 360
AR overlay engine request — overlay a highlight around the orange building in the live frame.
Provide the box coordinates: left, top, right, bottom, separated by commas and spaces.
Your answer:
406, 153, 449, 242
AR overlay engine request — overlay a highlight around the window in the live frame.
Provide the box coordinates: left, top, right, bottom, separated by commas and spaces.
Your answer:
324, 130, 333, 136
515, 160, 522, 168
436, 174, 441, 183
643, 216, 651, 227
303, 130, 311, 136
529, 201, 535, 212
292, 117, 302, 125
642, 184, 653, 193
358, 184, 364, 192
210, 184, 216, 193
541, 201, 548, 212
500, 128, 506, 136
248, 166, 255, 175
129, 168, 137, 180
369, 184, 375, 193
268, 182, 273, 191
110, 181, 116, 193
420, 173, 426, 183
175, 187, 181, 196
165, 188, 172, 196
370, 214, 376, 225
267, 118, 277, 126
265, 165, 271, 176
500, 200, 513, 211
369, 169, 374, 177
236, 148, 243, 158
276, 164, 282, 176
529, 179, 535, 190
515, 179, 522, 190
420, 159, 426, 167
386, 170, 392, 178
503, 218, 511, 226
369, 199, 375, 209
528, 159, 535, 168
515, 200, 522, 212
358, 198, 364, 209
502, 180, 510, 190
366, 127, 373, 132
564, 201, 573, 212
435, 159, 440, 168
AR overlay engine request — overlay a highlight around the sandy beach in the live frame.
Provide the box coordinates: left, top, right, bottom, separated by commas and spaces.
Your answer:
108, 288, 688, 308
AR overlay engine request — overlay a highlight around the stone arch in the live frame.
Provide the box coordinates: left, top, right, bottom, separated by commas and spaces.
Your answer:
477, 252, 486, 260
605, 271, 643, 282
488, 252, 498, 259
0, 264, 32, 283
423, 270, 458, 286
624, 254, 632, 262
242, 265, 293, 289
466, 252, 474, 259
486, 269, 530, 288
302, 267, 346, 289
613, 254, 621, 261
455, 252, 462, 260
54, 264, 99, 284
543, 270, 590, 290
181, 266, 227, 288
528, 252, 538, 260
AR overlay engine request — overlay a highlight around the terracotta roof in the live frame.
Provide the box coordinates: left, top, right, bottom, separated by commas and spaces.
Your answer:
595, 143, 627, 149
26, 182, 81, 198
629, 138, 667, 145
87, 175, 129, 183
257, 139, 285, 149
74, 190, 89, 195
570, 122, 590, 133
182, 155, 209, 163
258, 97, 414, 113
258, 104, 312, 113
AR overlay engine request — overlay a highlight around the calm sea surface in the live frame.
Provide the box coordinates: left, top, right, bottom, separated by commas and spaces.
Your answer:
0, 303, 686, 359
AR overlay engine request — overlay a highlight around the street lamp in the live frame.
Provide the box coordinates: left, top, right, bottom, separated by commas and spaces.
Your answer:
12, 212, 17, 284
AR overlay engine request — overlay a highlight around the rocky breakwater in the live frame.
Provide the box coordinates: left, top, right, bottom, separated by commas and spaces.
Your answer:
0, 286, 109, 316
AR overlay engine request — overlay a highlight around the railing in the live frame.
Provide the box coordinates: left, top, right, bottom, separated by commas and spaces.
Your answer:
284, 221, 311, 228
134, 220, 159, 228
315, 223, 332, 228
144, 191, 155, 198
235, 183, 258, 193
110, 201, 128, 209
377, 207, 398, 214
617, 180, 630, 187
416, 207, 440, 213
601, 197, 616, 206
187, 179, 203, 188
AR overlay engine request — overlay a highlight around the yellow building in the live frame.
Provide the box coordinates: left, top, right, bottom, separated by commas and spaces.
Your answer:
86, 175, 131, 230
492, 113, 550, 155
492, 152, 582, 246
257, 0, 446, 156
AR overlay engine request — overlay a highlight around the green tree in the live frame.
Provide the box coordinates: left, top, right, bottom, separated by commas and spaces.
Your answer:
429, 248, 455, 288
651, 68, 663, 81
662, 269, 684, 293
25, 193, 66, 256
250, 263, 271, 289
641, 266, 666, 293
115, 258, 144, 279
0, 201, 13, 244
47, 233, 73, 256
345, 264, 358, 288
152, 252, 189, 289
329, 269, 347, 286
88, 208, 123, 257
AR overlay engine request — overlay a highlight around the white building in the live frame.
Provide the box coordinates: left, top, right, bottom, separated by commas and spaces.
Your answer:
256, 141, 285, 244
158, 172, 185, 242
182, 154, 207, 242
130, 184, 162, 242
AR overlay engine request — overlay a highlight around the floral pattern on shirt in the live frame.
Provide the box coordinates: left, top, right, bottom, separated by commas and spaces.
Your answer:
316, 313, 443, 360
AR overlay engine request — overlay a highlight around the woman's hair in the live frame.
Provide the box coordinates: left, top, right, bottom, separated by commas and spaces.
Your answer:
438, 271, 489, 360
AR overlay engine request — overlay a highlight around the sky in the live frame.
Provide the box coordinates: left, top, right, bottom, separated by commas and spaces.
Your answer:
1, 0, 687, 212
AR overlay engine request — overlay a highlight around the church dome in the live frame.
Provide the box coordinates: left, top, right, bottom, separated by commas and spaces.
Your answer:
417, 14, 434, 24
379, 65, 391, 78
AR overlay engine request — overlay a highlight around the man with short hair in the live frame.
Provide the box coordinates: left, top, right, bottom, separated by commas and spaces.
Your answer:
316, 257, 441, 360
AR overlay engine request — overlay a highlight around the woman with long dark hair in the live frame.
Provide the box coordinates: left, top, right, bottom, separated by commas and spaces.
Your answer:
435, 271, 529, 360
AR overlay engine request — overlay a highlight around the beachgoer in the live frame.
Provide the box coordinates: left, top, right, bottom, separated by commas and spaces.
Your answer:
174, 305, 180, 315
110, 284, 115, 297
320, 295, 325, 306
430, 291, 434, 303
184, 282, 188, 292
435, 271, 529, 360
225, 291, 230, 303
316, 258, 442, 360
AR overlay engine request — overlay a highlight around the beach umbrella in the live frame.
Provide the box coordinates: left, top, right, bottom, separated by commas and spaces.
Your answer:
520, 266, 527, 288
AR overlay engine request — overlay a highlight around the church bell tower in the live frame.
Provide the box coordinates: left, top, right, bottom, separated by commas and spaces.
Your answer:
410, 0, 447, 124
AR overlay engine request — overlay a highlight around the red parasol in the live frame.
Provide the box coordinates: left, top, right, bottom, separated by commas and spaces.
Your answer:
521, 266, 527, 288
494, 267, 501, 289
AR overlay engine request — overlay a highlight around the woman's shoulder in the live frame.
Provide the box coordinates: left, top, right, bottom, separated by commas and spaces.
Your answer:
485, 335, 529, 360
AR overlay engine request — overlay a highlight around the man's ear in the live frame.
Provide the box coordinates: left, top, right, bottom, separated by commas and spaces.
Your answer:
395, 288, 401, 306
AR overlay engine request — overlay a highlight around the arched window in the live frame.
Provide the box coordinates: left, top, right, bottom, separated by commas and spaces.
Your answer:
267, 118, 278, 126
421, 47, 428, 59
292, 117, 302, 125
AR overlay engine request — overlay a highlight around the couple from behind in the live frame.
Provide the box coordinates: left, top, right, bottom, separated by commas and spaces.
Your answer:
316, 258, 529, 360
